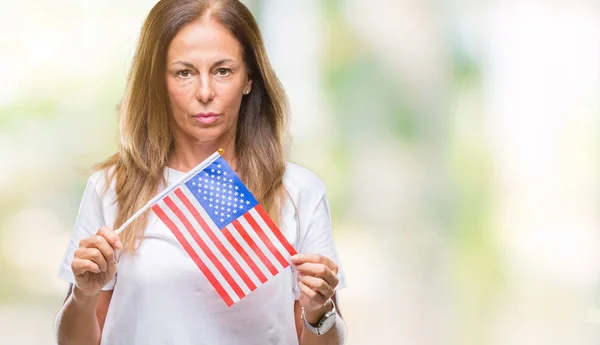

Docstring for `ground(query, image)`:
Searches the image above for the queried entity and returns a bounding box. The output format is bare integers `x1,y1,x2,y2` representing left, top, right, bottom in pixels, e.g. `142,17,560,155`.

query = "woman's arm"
55,284,113,345
55,226,120,345
295,294,347,345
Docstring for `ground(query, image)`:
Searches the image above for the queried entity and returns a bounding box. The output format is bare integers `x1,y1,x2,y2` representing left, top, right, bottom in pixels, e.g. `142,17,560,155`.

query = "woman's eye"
216,68,231,76
177,70,192,78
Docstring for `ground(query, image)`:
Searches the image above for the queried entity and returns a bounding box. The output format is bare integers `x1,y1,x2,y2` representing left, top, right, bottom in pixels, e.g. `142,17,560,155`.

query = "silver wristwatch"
302,300,337,336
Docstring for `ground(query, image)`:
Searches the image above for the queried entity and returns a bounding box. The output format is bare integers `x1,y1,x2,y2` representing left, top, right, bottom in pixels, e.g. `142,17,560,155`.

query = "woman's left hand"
290,253,339,311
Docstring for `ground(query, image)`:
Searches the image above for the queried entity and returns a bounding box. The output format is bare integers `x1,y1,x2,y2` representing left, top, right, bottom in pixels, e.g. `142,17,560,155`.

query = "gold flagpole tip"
217,148,225,155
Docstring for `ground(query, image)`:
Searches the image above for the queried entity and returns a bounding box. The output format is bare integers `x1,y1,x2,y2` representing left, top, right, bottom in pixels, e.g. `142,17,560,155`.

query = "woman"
54,1,347,344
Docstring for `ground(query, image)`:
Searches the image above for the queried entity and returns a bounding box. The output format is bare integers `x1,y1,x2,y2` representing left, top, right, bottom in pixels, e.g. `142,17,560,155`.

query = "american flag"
151,155,297,307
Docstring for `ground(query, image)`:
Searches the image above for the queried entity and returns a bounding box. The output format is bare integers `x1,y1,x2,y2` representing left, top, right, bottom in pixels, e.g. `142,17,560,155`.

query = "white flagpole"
114,151,222,236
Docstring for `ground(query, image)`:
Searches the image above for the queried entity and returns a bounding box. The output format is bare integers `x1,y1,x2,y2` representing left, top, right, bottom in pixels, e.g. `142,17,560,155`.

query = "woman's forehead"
167,18,243,64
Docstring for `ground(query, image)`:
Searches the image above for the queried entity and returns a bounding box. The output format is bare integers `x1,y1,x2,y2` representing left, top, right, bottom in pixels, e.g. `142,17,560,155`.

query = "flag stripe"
224,222,274,280
221,228,268,284
255,204,298,256
247,208,294,266
231,219,279,276
175,189,257,292
243,212,290,269
152,203,234,307
164,196,246,300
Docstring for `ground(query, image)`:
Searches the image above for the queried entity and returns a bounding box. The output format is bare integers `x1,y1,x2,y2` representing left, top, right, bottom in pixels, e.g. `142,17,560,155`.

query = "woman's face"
165,17,252,146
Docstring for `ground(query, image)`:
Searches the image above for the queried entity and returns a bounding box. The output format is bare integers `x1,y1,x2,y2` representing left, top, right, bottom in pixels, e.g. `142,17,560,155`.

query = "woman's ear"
243,79,253,95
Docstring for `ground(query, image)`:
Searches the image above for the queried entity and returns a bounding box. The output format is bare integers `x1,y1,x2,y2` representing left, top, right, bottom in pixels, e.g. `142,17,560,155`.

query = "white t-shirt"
57,162,346,345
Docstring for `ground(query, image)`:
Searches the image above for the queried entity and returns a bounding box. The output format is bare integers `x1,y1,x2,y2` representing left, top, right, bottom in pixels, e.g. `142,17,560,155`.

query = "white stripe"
248,208,292,265
224,222,275,279
177,188,260,291
158,199,240,303
236,215,286,271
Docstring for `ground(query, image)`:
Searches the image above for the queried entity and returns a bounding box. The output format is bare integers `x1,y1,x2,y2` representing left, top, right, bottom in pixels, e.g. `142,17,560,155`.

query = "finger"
295,262,339,288
97,226,122,250
72,257,101,275
79,234,116,265
74,247,108,272
298,274,334,298
298,281,328,305
291,254,338,275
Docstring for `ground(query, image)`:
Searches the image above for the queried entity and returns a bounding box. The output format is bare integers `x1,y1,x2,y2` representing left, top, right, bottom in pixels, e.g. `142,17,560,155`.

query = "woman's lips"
193,112,220,124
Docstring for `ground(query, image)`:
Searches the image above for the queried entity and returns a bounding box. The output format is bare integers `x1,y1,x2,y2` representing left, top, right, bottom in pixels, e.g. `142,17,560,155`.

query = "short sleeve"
56,176,116,291
292,193,347,300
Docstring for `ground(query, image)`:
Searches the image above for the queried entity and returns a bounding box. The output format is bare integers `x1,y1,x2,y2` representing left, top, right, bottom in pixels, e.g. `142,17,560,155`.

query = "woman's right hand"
71,226,122,299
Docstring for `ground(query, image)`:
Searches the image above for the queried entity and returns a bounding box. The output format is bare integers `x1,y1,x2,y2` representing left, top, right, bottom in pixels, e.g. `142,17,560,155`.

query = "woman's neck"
168,136,237,173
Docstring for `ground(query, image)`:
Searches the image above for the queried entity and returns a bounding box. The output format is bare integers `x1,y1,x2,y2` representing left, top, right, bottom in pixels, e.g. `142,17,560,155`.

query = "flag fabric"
151,155,297,307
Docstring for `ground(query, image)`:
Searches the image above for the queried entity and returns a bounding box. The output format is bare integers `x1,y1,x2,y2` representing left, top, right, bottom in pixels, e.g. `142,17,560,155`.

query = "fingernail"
291,254,299,260
115,240,122,249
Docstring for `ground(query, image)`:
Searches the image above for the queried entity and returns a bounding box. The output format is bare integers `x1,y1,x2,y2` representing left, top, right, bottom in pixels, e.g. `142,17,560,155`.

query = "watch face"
319,313,336,334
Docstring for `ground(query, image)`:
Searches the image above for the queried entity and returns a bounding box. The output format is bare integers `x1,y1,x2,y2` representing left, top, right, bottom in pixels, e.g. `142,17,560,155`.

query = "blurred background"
1,0,600,344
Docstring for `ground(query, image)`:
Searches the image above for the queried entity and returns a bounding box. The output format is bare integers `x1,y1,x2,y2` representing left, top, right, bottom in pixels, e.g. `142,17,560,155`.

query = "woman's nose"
195,75,215,103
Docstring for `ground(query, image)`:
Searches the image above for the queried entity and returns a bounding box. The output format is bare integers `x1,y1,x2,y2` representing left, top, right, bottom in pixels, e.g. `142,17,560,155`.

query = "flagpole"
114,150,222,236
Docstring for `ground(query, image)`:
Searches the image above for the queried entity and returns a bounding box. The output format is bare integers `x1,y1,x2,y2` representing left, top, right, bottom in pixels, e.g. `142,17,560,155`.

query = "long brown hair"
96,0,289,252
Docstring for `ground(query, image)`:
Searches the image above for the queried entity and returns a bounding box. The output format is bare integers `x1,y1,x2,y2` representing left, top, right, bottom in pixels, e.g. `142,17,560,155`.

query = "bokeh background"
1,0,600,344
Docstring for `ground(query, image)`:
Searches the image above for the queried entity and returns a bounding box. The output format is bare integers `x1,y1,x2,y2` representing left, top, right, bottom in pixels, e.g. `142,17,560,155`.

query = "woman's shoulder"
86,166,117,198
283,162,327,201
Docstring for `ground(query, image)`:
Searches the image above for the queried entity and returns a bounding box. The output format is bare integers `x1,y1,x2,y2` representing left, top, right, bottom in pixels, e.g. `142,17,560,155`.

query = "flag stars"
246,200,250,205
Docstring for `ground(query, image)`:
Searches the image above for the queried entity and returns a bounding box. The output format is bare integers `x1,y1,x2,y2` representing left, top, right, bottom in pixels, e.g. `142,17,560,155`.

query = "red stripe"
222,227,268,284
152,204,234,307
164,196,245,300
231,219,278,276
255,204,298,256
174,189,257,292
243,212,289,269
